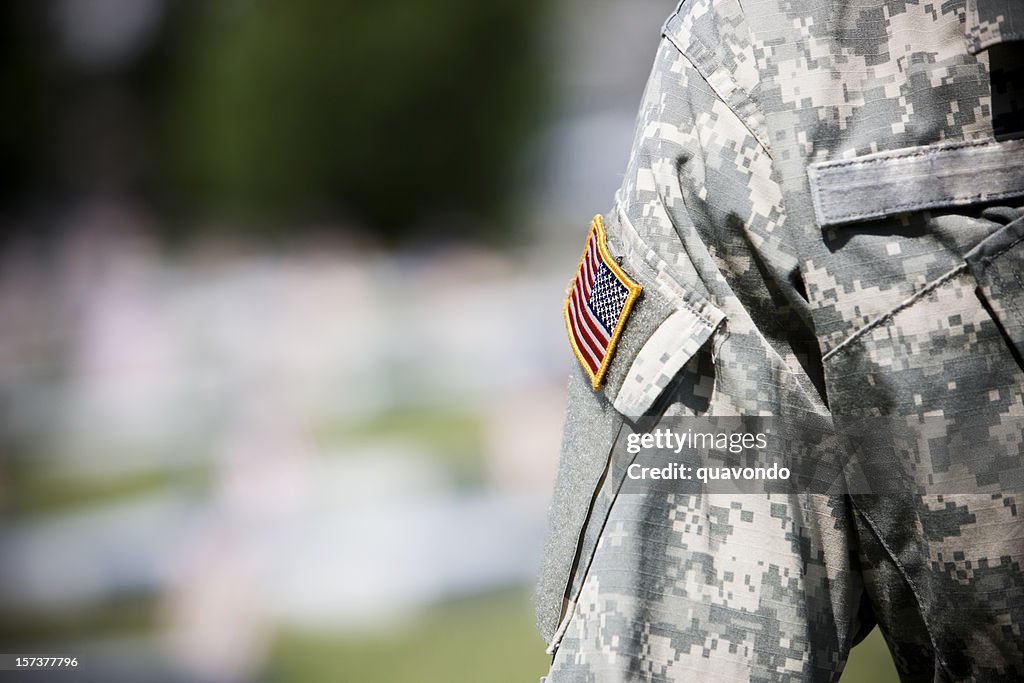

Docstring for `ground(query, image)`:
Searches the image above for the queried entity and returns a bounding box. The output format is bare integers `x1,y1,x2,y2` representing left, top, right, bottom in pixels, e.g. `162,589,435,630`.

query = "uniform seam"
979,232,1024,333
547,419,626,655
612,203,726,330
810,137,1018,171
661,19,772,160
852,505,953,678
976,231,1024,265
830,225,1024,365
679,9,772,155
820,188,1024,223
822,263,969,362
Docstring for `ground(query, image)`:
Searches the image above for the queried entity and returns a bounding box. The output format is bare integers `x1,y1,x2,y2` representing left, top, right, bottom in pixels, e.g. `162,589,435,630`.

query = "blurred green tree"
161,0,550,241
0,6,44,219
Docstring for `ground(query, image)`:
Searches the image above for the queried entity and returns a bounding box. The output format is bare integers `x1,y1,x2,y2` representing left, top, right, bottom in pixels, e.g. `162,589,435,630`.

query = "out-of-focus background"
0,1,898,681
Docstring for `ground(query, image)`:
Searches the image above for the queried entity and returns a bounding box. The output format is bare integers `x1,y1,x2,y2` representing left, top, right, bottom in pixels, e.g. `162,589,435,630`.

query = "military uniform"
536,1,1024,680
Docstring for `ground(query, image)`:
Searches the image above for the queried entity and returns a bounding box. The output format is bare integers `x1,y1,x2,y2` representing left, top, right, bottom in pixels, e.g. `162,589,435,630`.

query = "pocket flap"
536,212,726,645
610,307,723,419
564,213,726,417
807,138,1024,227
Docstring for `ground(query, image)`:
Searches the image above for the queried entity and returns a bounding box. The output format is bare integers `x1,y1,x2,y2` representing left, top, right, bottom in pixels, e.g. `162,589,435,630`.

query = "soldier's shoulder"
660,0,767,149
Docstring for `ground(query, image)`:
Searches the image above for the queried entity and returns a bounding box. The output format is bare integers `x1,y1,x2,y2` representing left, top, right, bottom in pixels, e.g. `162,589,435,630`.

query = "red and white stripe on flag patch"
563,215,642,389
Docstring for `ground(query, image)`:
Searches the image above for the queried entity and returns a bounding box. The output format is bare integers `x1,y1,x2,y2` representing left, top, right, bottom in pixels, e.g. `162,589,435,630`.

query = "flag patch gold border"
563,215,642,390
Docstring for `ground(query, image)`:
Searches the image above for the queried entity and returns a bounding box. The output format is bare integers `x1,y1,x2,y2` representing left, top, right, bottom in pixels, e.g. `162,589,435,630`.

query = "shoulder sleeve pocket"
606,302,723,419
535,210,725,646
600,208,726,418
565,212,726,418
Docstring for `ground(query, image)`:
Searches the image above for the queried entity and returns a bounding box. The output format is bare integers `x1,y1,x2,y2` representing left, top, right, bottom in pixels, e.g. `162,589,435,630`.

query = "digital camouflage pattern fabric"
536,0,1024,681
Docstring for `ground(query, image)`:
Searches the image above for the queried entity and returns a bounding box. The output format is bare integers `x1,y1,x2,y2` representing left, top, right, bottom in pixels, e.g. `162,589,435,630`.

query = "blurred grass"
844,627,899,682
268,589,549,683
313,406,486,485
0,594,155,648
3,462,210,519
268,588,898,683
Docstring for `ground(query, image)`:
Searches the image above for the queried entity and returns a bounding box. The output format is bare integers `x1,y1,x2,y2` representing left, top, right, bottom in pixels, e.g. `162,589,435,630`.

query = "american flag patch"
564,215,642,389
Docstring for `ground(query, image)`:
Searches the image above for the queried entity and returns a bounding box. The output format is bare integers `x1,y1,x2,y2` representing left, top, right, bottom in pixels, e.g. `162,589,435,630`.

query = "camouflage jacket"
538,1,1024,680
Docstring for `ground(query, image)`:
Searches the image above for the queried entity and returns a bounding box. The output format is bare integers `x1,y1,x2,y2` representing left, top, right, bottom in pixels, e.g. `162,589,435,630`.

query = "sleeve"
535,5,860,681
